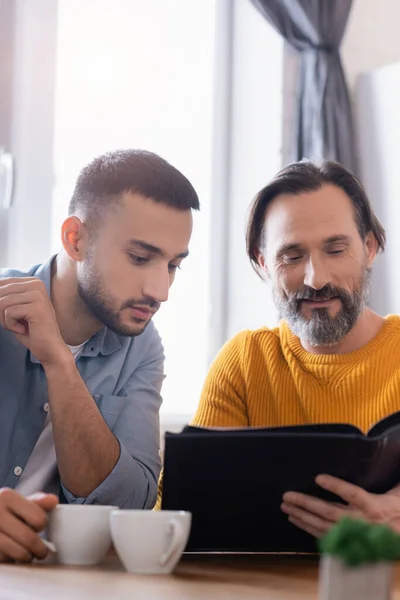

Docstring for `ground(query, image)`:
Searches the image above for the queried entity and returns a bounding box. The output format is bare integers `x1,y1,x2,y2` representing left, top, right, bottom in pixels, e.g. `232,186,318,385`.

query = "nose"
303,255,331,290
142,265,170,304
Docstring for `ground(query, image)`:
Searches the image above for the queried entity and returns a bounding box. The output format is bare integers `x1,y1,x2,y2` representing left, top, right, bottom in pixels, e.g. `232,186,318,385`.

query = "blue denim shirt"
0,256,164,508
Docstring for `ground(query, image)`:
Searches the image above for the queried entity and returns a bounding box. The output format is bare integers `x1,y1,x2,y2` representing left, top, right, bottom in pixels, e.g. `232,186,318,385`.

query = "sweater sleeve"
191,331,249,427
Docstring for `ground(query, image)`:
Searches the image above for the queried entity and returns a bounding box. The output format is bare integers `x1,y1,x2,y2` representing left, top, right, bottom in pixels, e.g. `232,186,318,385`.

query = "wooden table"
1,553,400,600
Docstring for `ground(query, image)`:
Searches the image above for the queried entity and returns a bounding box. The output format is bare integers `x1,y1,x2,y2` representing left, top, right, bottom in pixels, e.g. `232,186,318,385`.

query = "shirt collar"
79,327,123,358
33,254,54,296
30,254,122,363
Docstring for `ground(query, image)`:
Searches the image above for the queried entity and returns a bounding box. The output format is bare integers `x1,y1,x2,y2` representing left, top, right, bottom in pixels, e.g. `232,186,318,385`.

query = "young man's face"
77,193,192,336
260,184,377,346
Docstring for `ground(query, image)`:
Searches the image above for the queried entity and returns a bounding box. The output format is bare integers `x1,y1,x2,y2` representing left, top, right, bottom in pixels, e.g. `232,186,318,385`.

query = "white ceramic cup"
110,510,191,575
47,504,117,565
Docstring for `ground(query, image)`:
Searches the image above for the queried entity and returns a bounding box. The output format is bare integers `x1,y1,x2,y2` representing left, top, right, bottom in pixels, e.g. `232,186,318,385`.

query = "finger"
0,292,30,332
281,502,333,536
0,291,41,309
0,511,48,560
0,290,51,333
0,278,40,289
316,475,373,511
0,531,33,563
0,287,45,331
283,491,344,523
288,516,321,539
3,305,30,334
1,490,49,532
28,493,59,512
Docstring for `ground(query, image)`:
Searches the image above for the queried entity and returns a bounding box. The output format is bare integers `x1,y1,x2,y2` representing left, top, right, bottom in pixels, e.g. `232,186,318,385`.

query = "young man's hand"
281,474,400,538
0,488,59,562
0,278,69,367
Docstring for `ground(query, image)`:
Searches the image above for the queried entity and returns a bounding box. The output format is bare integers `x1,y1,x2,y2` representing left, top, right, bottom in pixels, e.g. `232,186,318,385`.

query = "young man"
0,148,199,562
192,160,400,537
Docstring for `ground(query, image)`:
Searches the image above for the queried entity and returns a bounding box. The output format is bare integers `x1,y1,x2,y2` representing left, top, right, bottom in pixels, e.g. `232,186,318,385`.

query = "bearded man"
0,148,199,562
192,160,400,539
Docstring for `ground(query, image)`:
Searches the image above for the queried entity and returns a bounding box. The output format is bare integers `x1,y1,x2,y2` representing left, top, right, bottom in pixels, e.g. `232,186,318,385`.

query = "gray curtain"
250,0,356,172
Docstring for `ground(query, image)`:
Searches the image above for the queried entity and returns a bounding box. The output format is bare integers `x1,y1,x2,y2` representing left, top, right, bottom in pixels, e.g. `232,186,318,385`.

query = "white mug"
47,504,117,565
110,510,191,574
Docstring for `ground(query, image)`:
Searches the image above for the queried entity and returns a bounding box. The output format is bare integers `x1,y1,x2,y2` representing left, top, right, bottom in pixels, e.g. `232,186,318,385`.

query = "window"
52,0,216,418
3,0,283,422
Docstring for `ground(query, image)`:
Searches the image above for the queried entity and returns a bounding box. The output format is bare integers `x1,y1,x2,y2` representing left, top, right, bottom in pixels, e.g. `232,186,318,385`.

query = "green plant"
318,517,400,567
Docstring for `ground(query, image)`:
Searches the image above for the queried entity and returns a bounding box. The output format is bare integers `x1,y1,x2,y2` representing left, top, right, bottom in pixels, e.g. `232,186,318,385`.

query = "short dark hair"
68,149,200,228
246,160,386,277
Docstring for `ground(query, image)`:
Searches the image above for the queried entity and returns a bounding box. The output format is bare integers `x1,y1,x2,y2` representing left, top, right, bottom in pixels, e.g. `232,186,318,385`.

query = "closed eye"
327,248,345,255
168,263,182,273
283,255,303,263
128,254,149,266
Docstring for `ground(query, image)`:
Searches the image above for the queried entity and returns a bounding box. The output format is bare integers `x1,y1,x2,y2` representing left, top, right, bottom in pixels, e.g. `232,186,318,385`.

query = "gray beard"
273,269,371,347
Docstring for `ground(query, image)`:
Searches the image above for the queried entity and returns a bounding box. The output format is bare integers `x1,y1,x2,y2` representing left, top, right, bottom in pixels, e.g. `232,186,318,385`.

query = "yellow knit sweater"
192,315,400,434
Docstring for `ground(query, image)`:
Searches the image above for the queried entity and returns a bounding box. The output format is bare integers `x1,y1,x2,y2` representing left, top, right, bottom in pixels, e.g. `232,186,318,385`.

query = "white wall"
2,0,57,269
355,63,400,316
341,0,400,91
226,0,283,340
341,0,400,315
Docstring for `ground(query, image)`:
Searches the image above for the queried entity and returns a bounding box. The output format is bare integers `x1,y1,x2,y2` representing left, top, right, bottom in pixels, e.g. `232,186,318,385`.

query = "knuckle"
347,490,359,504
34,280,45,292
367,506,383,522
29,510,47,532
24,528,39,550
325,506,339,521
0,488,14,503
32,539,47,560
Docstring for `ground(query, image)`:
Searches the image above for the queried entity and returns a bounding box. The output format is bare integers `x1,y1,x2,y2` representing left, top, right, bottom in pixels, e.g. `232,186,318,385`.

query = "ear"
365,231,378,268
257,250,270,278
61,217,88,261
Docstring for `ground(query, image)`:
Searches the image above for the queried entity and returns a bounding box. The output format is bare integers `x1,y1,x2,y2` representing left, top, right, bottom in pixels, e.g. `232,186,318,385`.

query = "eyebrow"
323,235,352,245
127,239,189,260
276,235,352,258
276,242,304,258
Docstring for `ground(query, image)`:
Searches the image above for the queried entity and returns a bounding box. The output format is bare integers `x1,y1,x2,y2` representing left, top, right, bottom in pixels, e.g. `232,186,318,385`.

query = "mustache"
121,297,160,311
290,284,345,302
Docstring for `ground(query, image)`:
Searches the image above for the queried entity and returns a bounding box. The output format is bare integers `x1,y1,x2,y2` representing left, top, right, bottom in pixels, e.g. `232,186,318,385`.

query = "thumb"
28,493,59,511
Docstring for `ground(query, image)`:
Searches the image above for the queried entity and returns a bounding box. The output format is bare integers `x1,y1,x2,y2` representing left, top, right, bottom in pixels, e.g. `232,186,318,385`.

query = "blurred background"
0,0,399,430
